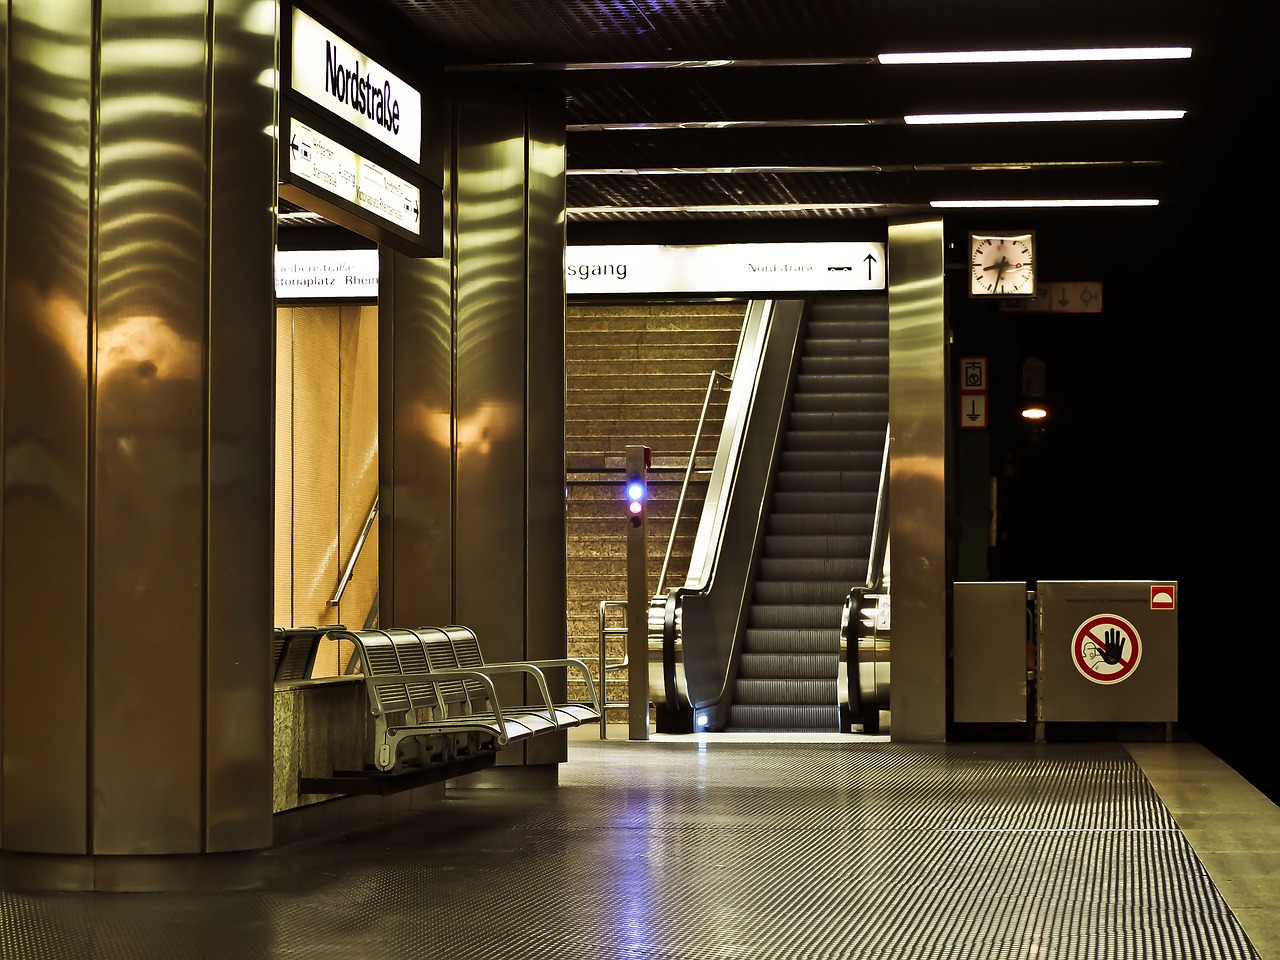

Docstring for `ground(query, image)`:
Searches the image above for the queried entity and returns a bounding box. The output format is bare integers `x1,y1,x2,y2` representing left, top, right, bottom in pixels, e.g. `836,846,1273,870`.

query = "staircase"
727,299,889,732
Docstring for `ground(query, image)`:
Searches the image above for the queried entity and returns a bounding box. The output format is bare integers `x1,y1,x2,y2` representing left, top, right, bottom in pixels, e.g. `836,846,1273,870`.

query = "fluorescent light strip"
879,47,1191,65
569,159,1158,176
449,56,876,72
931,198,1159,208
568,202,897,214
568,118,876,132
905,109,1185,125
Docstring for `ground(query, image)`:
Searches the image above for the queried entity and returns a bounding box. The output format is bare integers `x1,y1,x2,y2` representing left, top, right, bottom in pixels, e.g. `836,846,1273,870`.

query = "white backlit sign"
290,7,422,164
288,117,422,235
565,242,886,294
275,248,379,299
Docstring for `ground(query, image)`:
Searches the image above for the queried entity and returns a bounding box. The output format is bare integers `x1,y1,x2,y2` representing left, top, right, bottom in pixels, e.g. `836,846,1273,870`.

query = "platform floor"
2,731,1277,959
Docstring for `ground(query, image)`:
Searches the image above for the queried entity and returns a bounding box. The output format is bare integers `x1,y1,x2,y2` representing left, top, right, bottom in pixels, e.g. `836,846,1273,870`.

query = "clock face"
970,232,1035,296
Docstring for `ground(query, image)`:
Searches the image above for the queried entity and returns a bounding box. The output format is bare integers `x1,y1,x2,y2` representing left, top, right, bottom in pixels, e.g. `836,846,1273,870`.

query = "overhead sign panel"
288,117,421,236
275,248,379,299
565,242,886,295
290,6,421,164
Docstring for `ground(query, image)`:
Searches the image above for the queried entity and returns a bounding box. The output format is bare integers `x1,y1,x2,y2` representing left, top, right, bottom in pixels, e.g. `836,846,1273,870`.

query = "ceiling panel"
289,0,1252,238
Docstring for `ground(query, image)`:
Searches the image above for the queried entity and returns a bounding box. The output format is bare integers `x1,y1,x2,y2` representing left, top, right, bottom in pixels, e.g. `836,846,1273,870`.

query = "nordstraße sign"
565,242,887,295
290,7,422,165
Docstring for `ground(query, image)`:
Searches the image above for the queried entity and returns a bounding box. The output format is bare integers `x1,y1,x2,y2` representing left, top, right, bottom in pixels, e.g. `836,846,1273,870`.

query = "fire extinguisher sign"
1071,614,1142,685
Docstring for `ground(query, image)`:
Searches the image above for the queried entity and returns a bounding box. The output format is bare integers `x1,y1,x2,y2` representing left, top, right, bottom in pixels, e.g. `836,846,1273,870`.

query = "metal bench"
272,624,346,681
332,626,597,774
430,624,602,729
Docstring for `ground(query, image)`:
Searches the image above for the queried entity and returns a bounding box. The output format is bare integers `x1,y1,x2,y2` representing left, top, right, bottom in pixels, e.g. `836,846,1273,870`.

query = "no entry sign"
1071,614,1142,684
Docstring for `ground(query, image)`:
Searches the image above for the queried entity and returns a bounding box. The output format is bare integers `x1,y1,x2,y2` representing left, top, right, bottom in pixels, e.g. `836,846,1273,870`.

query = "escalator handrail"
657,369,733,596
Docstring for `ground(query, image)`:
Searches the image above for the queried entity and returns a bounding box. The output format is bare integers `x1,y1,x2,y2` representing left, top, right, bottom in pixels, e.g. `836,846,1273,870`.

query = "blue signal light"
626,480,646,503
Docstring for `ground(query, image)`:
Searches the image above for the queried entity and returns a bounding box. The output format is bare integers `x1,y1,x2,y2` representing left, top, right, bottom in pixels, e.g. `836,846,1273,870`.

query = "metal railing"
597,599,630,738
657,369,732,595
329,495,379,607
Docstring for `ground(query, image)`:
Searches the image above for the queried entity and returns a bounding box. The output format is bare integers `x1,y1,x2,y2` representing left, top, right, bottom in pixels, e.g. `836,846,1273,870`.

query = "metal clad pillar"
1,0,276,889
887,218,948,741
387,88,566,772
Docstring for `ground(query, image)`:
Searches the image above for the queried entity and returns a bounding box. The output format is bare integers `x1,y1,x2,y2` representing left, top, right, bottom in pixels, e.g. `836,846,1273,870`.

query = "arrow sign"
287,116,422,236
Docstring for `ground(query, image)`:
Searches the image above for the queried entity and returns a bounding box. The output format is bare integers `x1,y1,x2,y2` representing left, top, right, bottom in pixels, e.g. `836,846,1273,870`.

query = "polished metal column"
0,0,277,890
379,88,567,770
886,218,949,742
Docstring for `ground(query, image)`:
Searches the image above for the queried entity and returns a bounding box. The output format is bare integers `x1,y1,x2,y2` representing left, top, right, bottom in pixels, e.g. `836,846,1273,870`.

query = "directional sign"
288,117,421,236
1071,613,1143,684
564,242,885,294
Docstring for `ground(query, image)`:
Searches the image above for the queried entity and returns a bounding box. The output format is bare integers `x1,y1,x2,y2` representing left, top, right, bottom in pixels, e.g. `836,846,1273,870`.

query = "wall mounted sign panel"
275,248,379,299
290,6,421,164
286,117,421,236
566,242,886,295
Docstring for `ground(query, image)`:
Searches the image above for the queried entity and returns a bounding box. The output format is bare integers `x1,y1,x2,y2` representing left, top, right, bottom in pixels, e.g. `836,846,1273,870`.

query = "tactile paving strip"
0,740,1260,959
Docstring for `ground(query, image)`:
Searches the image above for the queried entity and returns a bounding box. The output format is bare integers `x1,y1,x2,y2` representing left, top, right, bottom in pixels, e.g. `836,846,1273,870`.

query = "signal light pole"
625,444,651,740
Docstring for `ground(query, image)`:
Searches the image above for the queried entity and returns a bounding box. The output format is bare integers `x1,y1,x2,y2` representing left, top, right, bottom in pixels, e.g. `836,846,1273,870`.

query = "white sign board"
290,7,422,164
565,242,886,295
287,117,422,235
275,248,379,299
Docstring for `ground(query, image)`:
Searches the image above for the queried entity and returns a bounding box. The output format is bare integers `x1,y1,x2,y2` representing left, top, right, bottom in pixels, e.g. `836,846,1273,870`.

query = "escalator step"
773,470,881,494
762,533,871,559
747,606,843,630
738,653,838,678
767,513,871,537
757,557,863,580
771,490,877,514
751,580,849,604
726,704,840,730
744,627,840,653
734,679,837,704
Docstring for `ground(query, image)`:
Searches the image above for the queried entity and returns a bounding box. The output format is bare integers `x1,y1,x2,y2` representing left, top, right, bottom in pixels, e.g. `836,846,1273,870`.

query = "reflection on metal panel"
525,95,567,665
524,94,567,765
886,218,947,742
275,309,297,625
204,0,276,851
454,90,529,675
92,0,211,855
380,244,454,627
2,0,94,854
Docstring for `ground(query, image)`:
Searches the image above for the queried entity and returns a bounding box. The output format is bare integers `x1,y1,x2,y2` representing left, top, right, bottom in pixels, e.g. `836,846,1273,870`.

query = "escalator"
650,297,890,734
728,301,888,731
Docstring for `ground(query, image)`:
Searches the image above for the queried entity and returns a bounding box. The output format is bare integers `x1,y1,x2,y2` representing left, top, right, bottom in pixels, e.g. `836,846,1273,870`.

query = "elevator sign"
288,118,421,235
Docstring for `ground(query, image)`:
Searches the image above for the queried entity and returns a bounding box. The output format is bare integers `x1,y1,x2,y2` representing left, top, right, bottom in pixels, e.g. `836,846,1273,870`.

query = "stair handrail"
329,495,379,606
657,369,733,595
864,424,891,595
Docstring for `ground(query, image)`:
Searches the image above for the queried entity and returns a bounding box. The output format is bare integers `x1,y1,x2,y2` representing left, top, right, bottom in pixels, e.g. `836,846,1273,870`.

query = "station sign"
275,248,379,300
289,7,421,164
280,5,440,257
565,242,886,295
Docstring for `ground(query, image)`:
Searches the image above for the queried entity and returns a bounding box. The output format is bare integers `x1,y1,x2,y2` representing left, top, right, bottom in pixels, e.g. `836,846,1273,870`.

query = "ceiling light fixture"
905,109,1185,125
878,47,1191,65
931,198,1159,208
568,202,898,215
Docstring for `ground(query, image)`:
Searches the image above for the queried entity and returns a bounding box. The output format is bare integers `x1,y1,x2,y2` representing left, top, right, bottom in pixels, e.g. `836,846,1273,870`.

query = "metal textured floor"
2,735,1276,960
